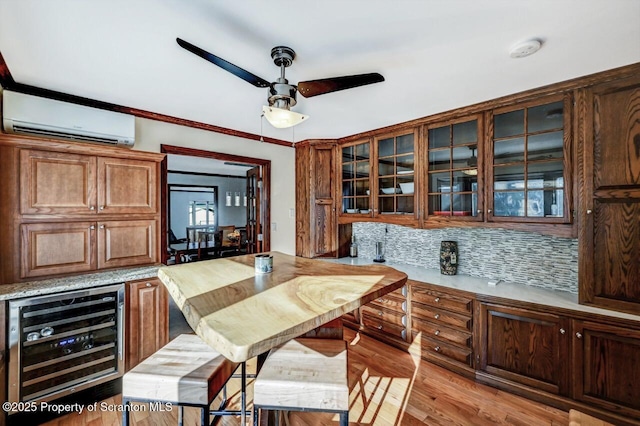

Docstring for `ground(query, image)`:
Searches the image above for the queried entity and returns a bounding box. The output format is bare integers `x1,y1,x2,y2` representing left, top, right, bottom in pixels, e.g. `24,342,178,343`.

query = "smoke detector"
509,39,542,58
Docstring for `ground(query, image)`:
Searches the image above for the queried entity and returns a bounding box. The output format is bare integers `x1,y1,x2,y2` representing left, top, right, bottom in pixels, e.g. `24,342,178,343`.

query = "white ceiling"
168,154,254,176
0,0,638,143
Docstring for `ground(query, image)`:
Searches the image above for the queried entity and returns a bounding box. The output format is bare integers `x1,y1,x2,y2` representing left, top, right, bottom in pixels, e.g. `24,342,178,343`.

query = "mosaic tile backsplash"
352,222,578,293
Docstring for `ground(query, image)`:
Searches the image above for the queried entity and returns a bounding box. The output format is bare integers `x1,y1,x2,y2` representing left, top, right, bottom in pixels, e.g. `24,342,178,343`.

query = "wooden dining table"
157,251,408,362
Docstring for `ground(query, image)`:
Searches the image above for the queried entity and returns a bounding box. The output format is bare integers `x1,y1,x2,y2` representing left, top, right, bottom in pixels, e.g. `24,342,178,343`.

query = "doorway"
160,144,271,264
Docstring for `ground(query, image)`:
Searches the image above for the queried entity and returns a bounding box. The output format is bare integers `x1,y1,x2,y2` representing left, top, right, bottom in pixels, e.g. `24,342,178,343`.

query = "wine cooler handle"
118,302,124,361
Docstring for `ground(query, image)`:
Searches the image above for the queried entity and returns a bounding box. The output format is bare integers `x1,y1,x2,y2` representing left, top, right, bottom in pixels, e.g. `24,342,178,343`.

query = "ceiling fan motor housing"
269,79,298,108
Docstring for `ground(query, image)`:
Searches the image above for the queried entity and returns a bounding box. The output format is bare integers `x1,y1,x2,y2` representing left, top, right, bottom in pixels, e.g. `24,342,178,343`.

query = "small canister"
255,254,273,274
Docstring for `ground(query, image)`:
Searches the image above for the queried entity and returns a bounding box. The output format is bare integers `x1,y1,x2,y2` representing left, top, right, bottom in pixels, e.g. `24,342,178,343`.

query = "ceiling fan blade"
297,73,384,98
176,38,270,88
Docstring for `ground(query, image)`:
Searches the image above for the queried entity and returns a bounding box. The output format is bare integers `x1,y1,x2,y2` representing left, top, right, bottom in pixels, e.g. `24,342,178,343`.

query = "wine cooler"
7,283,125,410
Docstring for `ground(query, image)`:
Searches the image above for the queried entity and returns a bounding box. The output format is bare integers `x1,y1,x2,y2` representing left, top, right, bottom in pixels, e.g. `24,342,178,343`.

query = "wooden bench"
253,337,349,426
122,334,247,426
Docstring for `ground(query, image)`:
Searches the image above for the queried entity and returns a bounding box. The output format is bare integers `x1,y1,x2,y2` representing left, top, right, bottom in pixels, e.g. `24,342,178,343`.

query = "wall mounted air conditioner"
2,90,135,148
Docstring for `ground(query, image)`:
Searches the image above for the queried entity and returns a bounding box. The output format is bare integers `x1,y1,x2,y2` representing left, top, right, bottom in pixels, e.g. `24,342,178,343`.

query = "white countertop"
326,257,640,323
0,265,160,301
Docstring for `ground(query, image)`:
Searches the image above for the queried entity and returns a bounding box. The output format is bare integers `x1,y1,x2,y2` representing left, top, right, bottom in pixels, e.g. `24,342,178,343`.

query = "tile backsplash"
351,222,578,293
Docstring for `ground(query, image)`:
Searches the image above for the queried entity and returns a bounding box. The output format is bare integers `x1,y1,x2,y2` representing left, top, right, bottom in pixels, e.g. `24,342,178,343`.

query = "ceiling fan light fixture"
262,105,309,129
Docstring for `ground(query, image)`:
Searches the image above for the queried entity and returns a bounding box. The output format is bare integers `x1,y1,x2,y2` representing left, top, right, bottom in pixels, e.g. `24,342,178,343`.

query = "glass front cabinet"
374,129,418,220
341,139,372,216
425,115,483,222
487,95,571,223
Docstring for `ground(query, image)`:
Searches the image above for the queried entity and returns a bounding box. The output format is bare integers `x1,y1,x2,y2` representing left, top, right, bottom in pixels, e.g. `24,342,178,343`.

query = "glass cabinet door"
341,141,371,214
375,131,416,216
490,96,569,222
426,117,481,219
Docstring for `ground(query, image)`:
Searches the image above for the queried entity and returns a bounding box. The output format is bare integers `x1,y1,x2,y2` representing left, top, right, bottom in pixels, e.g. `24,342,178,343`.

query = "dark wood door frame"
160,144,271,264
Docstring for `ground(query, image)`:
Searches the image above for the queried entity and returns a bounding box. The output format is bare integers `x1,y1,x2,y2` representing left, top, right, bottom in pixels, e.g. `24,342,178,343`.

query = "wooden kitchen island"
158,251,407,362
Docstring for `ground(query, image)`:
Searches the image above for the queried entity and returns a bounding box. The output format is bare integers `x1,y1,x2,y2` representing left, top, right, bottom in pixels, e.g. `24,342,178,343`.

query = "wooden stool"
253,338,349,426
122,334,247,426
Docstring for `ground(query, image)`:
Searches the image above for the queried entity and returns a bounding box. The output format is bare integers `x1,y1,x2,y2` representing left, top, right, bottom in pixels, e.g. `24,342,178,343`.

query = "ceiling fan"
176,38,385,128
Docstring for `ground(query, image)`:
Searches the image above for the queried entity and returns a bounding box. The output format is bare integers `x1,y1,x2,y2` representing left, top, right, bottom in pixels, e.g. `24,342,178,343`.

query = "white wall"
134,117,296,254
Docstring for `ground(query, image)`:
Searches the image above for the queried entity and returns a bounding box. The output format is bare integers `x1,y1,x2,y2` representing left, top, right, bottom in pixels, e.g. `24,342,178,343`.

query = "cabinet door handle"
378,311,383,316
99,205,105,210
560,328,566,334
146,282,152,287
487,209,493,213
90,225,95,230
100,225,105,229
586,209,592,215
434,314,440,319
434,346,441,352
377,325,383,330
434,297,440,303
435,330,440,336
576,332,582,339
89,206,95,211
477,209,482,214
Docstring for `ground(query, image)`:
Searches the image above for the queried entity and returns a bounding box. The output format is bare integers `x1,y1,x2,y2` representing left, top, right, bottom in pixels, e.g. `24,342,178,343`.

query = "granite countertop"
0,265,161,301
326,257,640,323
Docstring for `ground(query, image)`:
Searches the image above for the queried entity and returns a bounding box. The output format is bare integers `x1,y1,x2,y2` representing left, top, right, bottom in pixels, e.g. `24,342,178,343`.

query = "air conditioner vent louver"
2,91,135,148
11,125,121,145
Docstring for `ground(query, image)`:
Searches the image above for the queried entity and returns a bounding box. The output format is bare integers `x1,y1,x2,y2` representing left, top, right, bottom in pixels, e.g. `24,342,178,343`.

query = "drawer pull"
146,282,152,287
560,328,566,335
378,311,383,316
434,314,440,320
434,330,440,336
89,206,95,211
377,325,383,330
576,332,582,339
434,297,440,303
434,346,441,352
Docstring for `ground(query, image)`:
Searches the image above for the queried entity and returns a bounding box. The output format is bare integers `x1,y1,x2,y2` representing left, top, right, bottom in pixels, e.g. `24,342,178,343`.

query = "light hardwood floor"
41,328,569,425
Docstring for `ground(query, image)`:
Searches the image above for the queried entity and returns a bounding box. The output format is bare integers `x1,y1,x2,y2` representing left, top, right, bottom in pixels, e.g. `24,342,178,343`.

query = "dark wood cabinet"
477,303,570,396
126,277,169,371
411,283,474,375
579,74,640,315
98,157,158,215
572,319,640,419
296,141,350,258
359,285,408,343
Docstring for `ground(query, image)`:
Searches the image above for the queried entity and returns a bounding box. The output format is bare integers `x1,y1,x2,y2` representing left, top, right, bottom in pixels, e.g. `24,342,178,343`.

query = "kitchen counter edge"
0,265,161,301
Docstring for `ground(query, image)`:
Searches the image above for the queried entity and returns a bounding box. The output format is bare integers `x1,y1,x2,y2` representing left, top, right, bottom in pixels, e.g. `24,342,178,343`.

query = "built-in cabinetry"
125,277,168,371
477,303,570,396
424,114,483,222
295,140,351,258
359,285,408,344
572,319,640,419
578,73,640,315
477,300,640,424
0,134,163,284
411,283,474,376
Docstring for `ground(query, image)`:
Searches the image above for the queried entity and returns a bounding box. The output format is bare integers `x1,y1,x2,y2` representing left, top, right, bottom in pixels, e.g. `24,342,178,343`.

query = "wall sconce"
225,191,232,207
234,192,241,206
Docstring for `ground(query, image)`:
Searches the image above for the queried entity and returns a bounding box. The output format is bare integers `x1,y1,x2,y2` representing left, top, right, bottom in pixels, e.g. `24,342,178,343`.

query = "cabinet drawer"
412,317,472,348
412,302,472,331
361,313,407,340
412,287,472,315
420,336,473,366
367,292,407,313
361,305,406,326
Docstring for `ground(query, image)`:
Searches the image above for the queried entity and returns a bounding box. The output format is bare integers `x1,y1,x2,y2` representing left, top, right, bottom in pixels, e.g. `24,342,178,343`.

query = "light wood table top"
158,252,407,362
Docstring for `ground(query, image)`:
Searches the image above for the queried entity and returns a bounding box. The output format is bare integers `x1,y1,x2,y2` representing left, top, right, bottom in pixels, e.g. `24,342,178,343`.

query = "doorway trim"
160,144,271,264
